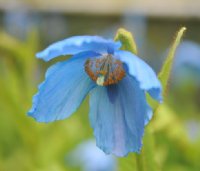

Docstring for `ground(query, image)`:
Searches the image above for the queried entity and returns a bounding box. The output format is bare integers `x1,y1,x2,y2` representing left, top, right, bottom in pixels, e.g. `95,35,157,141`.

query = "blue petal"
36,36,121,61
89,76,151,157
115,50,162,102
28,51,97,122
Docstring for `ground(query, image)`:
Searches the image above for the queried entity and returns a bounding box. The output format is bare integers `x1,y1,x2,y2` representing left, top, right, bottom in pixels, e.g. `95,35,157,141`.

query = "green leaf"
158,27,186,96
114,28,138,55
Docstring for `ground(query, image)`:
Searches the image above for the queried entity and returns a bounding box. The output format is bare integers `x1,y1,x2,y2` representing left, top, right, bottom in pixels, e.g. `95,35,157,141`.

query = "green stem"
136,154,144,171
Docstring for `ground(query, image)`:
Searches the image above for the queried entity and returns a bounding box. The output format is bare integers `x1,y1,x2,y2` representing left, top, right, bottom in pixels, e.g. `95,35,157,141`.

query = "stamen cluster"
85,55,126,86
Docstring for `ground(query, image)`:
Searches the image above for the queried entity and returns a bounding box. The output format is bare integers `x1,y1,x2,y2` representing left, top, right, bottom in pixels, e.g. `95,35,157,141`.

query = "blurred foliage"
0,30,93,171
0,30,200,171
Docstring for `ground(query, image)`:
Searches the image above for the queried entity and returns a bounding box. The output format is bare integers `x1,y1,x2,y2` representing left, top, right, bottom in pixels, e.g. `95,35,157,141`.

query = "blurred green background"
0,0,200,171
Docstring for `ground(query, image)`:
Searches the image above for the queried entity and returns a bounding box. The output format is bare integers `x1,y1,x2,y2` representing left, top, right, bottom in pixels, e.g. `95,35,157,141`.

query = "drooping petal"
114,50,162,102
36,36,121,61
28,51,98,122
89,75,151,157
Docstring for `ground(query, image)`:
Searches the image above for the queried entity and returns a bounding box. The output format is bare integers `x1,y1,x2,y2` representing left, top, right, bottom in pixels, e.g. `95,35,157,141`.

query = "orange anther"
85,56,126,86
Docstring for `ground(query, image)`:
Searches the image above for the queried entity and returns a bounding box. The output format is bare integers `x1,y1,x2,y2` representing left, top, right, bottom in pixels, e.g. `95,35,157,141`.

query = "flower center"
84,54,126,86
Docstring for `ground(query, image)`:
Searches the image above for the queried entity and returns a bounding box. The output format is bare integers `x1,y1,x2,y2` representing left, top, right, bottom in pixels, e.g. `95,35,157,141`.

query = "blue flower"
68,139,117,171
28,35,162,157
172,40,200,86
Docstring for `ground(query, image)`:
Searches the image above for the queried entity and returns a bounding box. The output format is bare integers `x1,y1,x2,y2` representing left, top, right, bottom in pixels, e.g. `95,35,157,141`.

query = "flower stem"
135,127,159,171
136,154,144,171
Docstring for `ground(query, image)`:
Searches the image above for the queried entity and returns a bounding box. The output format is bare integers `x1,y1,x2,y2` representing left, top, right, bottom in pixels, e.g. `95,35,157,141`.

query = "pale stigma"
96,75,105,86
